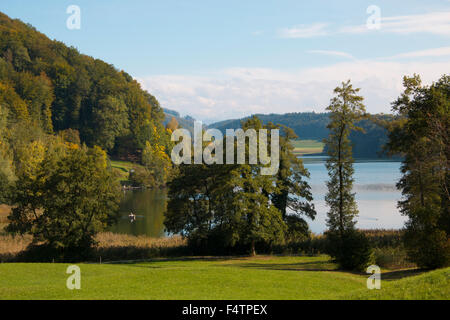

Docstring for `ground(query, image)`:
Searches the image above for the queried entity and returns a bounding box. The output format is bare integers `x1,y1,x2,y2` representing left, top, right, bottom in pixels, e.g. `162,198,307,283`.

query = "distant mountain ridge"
163,108,196,133
208,112,396,159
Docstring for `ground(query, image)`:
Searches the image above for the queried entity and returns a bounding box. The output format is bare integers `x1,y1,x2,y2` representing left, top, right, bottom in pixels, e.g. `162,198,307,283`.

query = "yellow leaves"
65,142,79,150
87,145,108,169
0,82,29,121
142,140,172,183
19,140,46,180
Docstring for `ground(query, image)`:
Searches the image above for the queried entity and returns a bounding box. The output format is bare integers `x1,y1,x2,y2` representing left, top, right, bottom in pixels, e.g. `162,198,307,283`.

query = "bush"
404,227,450,269
373,246,415,269
325,229,374,271
129,166,156,188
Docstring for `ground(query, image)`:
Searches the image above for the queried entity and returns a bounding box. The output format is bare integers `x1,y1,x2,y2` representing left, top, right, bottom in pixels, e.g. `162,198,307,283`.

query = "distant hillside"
163,108,195,134
209,112,396,158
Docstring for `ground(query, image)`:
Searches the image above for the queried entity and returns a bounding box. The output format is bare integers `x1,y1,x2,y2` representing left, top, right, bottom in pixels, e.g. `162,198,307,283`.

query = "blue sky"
2,0,450,122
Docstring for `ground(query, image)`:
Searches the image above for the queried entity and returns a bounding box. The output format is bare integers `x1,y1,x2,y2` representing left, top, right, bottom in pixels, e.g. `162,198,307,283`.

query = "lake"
110,158,406,236
301,156,405,233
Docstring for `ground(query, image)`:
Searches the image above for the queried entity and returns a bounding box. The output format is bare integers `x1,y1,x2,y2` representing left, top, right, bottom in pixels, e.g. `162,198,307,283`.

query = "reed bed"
0,231,188,262
92,232,188,262
0,234,32,262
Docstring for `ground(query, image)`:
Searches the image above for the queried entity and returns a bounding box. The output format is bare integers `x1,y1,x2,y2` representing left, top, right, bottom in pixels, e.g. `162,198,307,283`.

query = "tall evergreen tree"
323,81,372,271
324,80,366,235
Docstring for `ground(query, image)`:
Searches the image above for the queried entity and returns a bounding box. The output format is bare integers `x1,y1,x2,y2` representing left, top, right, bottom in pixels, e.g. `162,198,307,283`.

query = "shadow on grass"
220,260,338,272
381,269,426,281
107,256,231,266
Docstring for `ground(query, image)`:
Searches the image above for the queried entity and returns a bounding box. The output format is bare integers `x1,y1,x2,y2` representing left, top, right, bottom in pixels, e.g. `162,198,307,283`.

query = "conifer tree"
324,80,366,235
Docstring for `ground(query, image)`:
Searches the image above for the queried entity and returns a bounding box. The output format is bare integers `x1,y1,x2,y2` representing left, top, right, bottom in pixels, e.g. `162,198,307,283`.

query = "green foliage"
6,144,121,260
129,165,156,188
325,229,374,271
165,117,315,255
210,112,394,158
323,80,369,271
0,11,172,174
0,105,15,202
57,128,80,145
141,138,173,187
387,74,450,269
403,222,450,269
92,96,129,151
325,80,366,234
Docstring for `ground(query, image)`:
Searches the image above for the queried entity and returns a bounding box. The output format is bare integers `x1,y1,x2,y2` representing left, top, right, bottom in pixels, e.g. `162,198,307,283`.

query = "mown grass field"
291,139,325,155
0,255,448,300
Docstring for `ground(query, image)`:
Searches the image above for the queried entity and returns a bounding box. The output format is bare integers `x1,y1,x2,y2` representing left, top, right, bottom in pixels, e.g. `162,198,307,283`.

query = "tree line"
209,111,398,159
165,75,449,270
0,12,447,268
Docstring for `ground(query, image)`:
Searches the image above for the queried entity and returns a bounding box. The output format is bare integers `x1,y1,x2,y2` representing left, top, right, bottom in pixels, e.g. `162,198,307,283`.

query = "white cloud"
137,60,449,123
387,46,450,59
278,23,329,38
379,11,450,36
280,11,450,38
307,50,355,59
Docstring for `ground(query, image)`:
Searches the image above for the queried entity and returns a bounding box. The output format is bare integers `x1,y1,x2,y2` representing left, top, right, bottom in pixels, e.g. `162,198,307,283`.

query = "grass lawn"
0,255,448,300
110,160,136,182
110,160,134,172
291,139,325,155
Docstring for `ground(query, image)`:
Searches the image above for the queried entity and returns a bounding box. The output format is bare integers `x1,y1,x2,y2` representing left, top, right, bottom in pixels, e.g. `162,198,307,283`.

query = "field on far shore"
0,255,448,300
291,139,324,155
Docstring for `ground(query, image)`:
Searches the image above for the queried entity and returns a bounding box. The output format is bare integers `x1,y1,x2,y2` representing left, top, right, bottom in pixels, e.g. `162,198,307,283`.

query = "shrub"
325,229,374,271
373,246,415,269
128,166,156,188
404,227,450,269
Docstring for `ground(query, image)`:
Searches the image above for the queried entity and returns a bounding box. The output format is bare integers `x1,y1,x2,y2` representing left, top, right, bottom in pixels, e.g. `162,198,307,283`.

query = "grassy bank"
0,255,447,300
110,160,135,182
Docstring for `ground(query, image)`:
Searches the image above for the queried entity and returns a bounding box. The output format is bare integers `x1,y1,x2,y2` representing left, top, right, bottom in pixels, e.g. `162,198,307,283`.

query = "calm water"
110,158,406,236
109,189,167,237
302,156,406,233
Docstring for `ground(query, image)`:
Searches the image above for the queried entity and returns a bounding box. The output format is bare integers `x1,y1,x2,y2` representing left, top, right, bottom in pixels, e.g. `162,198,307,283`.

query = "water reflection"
109,189,167,237
109,158,407,237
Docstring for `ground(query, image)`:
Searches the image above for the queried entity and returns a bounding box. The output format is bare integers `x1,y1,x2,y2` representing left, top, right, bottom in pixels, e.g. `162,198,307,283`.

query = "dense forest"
209,112,397,158
0,12,172,159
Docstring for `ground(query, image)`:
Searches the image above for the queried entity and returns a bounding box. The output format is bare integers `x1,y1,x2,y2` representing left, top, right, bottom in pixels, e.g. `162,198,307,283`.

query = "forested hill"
0,12,171,158
209,112,396,158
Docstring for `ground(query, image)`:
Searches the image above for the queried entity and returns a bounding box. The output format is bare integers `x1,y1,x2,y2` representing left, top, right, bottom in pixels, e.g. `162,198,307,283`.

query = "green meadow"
0,255,448,300
291,140,325,155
